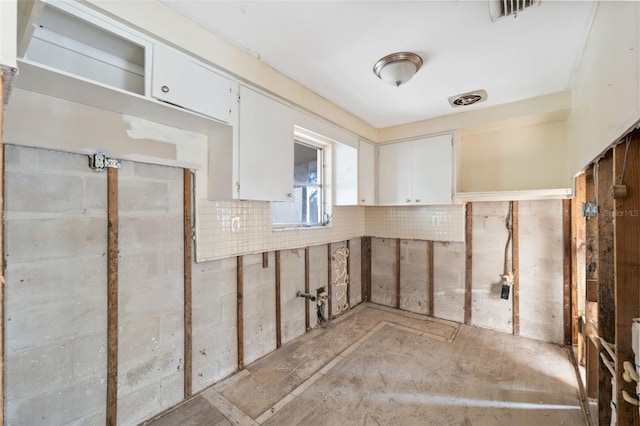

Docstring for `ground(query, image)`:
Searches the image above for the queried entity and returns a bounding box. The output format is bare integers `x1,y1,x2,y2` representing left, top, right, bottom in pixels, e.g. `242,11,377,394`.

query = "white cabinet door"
378,142,412,205
412,134,453,205
152,43,233,122
358,140,375,205
334,142,358,205
238,86,293,201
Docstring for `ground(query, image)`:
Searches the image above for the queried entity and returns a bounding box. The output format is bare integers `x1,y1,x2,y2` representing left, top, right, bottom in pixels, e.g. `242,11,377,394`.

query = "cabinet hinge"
236,181,240,193
89,152,121,172
237,94,241,103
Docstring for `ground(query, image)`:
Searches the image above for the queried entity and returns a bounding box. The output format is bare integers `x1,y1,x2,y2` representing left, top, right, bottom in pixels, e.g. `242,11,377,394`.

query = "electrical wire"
619,134,632,186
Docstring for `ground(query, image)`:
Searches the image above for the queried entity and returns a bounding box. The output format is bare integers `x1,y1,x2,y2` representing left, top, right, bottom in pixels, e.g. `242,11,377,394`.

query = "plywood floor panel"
147,304,586,426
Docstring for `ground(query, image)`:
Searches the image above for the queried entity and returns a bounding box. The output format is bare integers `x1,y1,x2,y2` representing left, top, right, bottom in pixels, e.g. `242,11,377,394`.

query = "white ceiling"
162,1,597,129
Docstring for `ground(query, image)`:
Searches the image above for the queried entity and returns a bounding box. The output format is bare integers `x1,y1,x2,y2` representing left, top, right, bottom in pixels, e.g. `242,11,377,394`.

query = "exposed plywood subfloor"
148,304,587,426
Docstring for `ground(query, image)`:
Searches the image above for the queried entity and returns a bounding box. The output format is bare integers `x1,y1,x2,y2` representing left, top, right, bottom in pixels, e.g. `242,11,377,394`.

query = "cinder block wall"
399,239,429,315
192,256,238,393
280,249,306,345
519,200,564,343
369,200,566,344
4,145,108,425
2,143,565,425
471,201,513,333
433,242,465,323
116,161,185,425
3,145,365,424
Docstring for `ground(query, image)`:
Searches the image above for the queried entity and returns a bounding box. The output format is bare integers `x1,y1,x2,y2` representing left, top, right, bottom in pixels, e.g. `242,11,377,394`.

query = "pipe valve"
296,291,316,302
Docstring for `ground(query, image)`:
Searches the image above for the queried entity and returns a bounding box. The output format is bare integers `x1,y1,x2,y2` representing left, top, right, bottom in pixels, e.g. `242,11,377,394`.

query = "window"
272,135,330,228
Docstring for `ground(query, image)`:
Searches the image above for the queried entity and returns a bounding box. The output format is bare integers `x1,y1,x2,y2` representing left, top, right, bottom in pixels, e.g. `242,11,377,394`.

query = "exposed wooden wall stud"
562,199,572,346
106,167,119,426
237,256,244,370
305,247,310,331
183,169,193,398
584,167,599,399
465,203,473,325
512,201,520,336
396,239,401,309
327,244,333,319
597,151,614,426
361,238,368,303
613,134,640,426
275,251,282,348
428,241,434,317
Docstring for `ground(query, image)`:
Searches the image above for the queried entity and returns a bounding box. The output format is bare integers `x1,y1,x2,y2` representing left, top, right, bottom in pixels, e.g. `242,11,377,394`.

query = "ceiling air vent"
489,0,540,21
448,89,488,108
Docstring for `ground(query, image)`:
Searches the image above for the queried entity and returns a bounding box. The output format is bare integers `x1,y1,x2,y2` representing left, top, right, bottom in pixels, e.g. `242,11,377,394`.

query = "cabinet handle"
361,199,366,203
415,199,421,203
406,199,411,203
161,85,170,93
287,192,293,198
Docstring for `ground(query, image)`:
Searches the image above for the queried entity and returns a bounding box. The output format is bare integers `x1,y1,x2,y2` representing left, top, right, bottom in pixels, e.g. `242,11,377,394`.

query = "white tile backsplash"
195,200,464,262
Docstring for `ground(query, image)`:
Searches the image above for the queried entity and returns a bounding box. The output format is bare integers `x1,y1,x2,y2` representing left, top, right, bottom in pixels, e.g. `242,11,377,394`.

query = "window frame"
272,127,333,229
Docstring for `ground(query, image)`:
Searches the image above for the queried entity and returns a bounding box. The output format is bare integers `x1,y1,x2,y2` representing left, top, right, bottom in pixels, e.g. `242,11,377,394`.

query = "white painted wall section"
568,1,640,175
0,0,17,68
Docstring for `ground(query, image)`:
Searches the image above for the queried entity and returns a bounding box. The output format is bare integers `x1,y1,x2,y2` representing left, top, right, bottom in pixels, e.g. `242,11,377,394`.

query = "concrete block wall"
519,200,564,344
280,249,306,344
471,201,513,333
117,161,185,425
369,200,566,343
192,256,238,393
370,238,397,307
433,242,465,323
399,239,429,315
4,145,108,425
2,142,564,426
242,252,277,365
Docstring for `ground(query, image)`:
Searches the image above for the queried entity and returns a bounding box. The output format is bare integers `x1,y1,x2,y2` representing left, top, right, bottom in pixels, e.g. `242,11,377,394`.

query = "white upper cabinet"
378,134,453,205
238,86,294,201
152,43,233,123
334,142,358,205
412,134,453,205
358,140,376,205
378,141,413,205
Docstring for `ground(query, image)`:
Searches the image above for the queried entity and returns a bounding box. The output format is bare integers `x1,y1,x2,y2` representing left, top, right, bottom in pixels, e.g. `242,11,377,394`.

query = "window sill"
272,223,331,232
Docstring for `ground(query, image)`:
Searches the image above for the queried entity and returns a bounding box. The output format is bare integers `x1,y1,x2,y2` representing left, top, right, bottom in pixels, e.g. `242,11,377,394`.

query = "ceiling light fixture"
373,52,423,87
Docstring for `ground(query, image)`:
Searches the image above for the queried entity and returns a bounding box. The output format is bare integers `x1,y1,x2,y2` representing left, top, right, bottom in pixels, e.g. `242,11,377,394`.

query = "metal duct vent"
448,89,488,108
489,0,540,21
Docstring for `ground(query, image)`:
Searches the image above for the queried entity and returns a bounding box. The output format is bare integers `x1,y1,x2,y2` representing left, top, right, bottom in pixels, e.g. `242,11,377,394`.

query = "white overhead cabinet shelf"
23,1,149,96
378,134,453,206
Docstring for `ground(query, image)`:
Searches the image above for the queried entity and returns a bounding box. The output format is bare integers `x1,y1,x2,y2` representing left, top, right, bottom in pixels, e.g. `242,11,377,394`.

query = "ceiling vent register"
489,0,540,21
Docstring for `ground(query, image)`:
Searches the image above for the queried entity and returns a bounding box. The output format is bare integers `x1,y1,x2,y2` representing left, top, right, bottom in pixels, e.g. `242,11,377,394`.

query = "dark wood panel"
597,150,614,426
614,134,640,426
